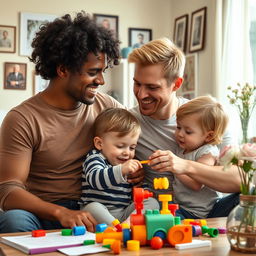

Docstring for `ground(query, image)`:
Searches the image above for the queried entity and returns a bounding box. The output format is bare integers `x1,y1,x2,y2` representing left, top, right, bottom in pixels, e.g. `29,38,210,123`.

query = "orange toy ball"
150,236,163,250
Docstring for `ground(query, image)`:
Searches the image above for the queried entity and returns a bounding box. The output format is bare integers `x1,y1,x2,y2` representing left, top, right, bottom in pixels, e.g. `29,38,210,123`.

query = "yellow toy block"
154,177,169,190
127,240,140,251
112,219,120,226
103,238,116,245
159,194,172,214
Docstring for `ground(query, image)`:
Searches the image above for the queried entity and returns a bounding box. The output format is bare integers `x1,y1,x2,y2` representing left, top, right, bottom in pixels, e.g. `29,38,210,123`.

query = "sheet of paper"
58,244,110,256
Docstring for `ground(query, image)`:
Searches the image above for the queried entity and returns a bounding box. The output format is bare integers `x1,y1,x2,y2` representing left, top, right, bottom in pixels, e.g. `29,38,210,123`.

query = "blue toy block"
73,226,86,236
96,223,108,233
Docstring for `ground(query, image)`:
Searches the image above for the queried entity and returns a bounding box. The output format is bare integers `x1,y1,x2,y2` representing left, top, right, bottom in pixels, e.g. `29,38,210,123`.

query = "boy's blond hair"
176,96,228,145
94,108,141,137
128,37,185,84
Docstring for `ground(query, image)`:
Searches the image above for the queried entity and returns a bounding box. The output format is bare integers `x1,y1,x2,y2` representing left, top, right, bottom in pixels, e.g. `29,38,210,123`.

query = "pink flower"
240,143,256,158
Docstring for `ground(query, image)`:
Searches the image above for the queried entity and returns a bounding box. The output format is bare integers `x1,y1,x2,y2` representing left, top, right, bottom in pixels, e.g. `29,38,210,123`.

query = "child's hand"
121,159,142,176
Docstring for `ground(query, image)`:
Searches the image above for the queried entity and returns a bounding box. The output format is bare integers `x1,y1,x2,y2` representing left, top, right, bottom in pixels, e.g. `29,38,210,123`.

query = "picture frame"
179,54,198,99
189,7,207,53
0,25,16,53
93,13,119,39
129,28,152,49
33,72,50,95
173,14,188,52
19,12,57,56
4,62,27,90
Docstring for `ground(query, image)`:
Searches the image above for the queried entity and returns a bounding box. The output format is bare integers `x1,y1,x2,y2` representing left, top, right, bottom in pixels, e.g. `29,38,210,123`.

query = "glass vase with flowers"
220,83,256,253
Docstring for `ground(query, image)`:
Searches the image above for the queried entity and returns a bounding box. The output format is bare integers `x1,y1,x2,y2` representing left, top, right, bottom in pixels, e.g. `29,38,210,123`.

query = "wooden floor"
0,217,249,256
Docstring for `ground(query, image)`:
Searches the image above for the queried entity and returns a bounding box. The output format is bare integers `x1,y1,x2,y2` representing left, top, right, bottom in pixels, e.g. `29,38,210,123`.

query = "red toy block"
32,229,46,237
168,204,179,216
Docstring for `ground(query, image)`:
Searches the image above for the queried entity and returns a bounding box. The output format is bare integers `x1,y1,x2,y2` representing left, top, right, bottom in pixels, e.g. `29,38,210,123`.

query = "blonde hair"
128,37,185,83
94,108,141,137
176,96,228,145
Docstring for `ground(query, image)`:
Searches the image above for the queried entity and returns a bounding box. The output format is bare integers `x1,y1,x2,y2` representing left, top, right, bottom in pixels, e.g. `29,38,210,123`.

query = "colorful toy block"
167,225,192,246
131,225,147,245
159,194,172,214
112,219,122,231
168,204,179,216
72,226,86,236
103,239,121,254
127,240,140,251
61,229,73,236
96,223,108,233
192,225,202,236
201,226,219,237
83,239,95,245
32,229,46,237
145,209,174,240
154,177,169,190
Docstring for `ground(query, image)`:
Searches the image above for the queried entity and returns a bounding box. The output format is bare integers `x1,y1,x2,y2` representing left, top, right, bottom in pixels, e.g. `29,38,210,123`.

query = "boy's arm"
84,155,128,189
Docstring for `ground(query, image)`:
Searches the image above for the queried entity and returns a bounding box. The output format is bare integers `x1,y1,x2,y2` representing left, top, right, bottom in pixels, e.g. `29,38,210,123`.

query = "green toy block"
83,239,95,245
61,229,72,236
145,210,174,240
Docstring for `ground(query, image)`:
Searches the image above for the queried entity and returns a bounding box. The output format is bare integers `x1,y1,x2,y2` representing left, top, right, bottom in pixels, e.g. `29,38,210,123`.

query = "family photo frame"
33,72,50,95
4,62,27,90
0,25,16,53
19,12,57,56
179,54,198,100
189,7,207,53
129,28,152,49
93,13,119,39
173,14,188,52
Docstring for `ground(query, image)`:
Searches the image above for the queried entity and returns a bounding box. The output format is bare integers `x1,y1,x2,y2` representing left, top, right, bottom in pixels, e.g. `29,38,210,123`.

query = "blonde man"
128,37,240,218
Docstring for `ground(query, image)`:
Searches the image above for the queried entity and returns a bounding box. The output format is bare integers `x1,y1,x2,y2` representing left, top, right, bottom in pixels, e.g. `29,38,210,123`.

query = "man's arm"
149,150,240,193
0,112,96,231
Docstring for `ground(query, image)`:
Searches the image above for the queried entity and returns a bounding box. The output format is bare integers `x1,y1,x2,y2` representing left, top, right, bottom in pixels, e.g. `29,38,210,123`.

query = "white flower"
219,145,240,169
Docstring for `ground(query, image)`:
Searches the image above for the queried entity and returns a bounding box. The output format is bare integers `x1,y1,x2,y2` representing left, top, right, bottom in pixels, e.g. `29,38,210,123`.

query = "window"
249,0,256,84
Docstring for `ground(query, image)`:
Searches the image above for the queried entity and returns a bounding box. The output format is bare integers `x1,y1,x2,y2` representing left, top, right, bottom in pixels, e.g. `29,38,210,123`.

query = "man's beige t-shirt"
0,92,122,205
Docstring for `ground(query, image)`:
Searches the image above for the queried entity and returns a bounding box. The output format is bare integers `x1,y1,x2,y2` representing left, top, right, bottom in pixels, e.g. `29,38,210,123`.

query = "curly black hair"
30,11,121,80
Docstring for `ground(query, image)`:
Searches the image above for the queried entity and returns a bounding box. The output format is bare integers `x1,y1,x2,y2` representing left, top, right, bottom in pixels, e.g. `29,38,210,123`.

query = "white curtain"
214,0,254,143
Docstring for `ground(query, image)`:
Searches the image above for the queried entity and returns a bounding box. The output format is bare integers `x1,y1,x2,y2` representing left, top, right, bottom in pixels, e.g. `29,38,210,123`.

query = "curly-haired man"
0,12,143,233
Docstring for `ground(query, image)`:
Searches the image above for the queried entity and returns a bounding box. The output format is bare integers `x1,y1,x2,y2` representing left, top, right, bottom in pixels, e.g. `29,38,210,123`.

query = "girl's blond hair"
176,96,228,145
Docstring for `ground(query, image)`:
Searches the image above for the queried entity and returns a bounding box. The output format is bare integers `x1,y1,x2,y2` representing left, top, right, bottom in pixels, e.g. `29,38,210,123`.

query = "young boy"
80,108,159,225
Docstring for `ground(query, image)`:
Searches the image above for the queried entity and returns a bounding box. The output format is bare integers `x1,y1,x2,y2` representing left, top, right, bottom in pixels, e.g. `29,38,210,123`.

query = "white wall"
0,0,172,113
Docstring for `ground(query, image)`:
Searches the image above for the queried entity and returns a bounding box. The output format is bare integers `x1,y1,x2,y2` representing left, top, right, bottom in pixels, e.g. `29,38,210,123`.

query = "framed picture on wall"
129,28,152,49
33,72,50,95
93,13,119,39
180,53,198,99
173,14,188,52
19,12,57,56
189,7,207,53
4,62,27,90
0,25,16,53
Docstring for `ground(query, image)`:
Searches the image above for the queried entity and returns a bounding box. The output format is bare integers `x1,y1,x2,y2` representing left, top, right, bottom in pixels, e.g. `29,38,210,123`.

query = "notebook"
0,231,107,254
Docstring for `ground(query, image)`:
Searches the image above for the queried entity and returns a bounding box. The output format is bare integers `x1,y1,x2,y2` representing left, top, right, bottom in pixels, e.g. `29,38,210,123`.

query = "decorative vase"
226,195,256,253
